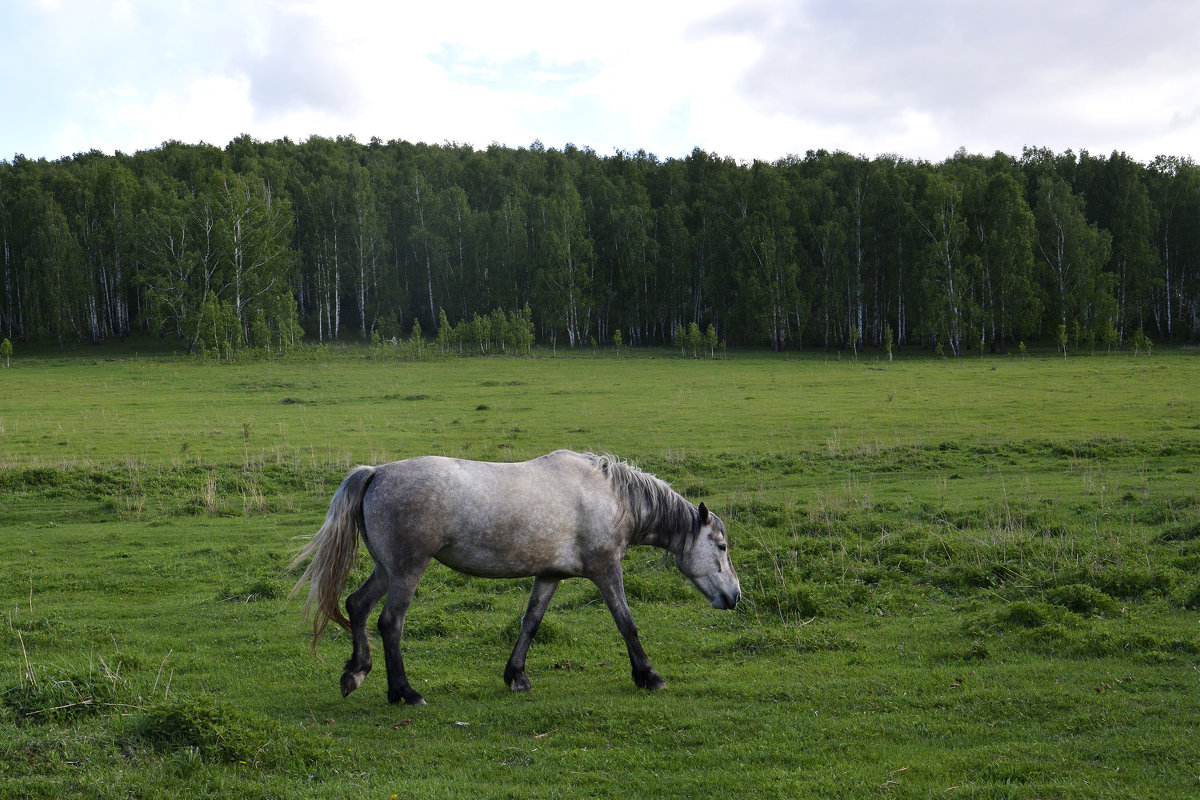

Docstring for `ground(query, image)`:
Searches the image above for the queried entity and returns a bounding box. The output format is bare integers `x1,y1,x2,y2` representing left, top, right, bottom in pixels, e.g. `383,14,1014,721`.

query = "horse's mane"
585,453,698,546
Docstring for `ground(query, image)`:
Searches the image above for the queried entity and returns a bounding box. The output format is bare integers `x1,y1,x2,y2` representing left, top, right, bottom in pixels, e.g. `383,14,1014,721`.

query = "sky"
3,0,1199,165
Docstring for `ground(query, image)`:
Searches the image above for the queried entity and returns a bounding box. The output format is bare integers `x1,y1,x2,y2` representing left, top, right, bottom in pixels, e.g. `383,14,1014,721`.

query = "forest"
1,135,1198,354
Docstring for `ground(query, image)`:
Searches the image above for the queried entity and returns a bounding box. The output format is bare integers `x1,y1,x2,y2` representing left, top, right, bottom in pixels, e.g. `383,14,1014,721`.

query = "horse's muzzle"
711,588,741,610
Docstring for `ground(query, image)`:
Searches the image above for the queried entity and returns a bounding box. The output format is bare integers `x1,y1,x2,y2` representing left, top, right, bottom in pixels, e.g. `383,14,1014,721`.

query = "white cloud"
714,0,1200,161
115,76,256,152
2,0,1198,162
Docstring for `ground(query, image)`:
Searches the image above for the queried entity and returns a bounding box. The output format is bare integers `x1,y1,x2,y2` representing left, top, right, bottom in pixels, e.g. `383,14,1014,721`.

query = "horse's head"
677,503,741,610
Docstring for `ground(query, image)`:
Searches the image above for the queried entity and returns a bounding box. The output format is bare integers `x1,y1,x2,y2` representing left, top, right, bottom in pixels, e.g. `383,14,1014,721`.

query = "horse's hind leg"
504,577,560,692
341,566,387,697
378,562,430,705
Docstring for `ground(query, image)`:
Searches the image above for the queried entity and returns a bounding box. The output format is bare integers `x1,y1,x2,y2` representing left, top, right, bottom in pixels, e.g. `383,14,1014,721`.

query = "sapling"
688,321,701,358
411,318,424,359
703,324,718,358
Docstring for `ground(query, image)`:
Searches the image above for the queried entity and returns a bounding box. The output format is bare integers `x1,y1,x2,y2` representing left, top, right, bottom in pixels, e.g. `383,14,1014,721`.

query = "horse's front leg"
592,566,666,691
341,567,387,697
504,577,560,692
378,562,430,705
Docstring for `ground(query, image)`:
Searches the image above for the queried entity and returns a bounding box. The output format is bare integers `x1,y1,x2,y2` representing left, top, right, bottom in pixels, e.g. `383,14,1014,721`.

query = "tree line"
1,135,1198,354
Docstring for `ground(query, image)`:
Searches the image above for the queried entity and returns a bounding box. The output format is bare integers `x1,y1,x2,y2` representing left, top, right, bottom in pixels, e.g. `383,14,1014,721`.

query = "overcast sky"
4,0,1198,165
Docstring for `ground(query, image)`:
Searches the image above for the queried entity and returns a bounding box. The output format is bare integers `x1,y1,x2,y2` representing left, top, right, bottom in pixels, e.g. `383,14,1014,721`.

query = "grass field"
2,345,1199,798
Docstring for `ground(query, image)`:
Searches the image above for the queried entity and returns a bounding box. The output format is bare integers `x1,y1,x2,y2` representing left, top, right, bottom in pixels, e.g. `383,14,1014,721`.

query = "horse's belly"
434,536,584,579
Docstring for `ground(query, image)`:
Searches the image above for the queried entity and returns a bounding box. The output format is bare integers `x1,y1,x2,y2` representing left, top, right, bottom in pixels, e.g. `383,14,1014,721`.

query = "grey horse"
291,449,741,705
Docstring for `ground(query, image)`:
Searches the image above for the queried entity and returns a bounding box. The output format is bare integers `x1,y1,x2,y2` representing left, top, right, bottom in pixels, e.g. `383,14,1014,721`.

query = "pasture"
2,346,1199,798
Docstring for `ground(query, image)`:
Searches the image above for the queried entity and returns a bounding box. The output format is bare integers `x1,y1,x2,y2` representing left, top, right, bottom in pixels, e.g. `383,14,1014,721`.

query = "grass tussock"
126,696,327,769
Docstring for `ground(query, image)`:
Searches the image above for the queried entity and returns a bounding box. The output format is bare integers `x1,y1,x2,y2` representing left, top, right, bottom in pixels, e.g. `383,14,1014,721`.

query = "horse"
290,449,741,705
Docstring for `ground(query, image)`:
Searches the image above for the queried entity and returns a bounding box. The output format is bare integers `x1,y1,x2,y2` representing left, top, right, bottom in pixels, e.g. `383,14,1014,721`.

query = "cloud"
237,4,363,119
115,76,256,152
3,0,1198,162
707,0,1200,160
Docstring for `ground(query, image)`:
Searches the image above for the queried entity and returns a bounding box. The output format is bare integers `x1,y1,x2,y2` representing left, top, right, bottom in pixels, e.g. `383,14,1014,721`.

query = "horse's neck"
597,456,695,553
629,492,695,555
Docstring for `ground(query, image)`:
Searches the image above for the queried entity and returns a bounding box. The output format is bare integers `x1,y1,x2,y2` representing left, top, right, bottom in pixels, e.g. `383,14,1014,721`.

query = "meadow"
2,345,1199,798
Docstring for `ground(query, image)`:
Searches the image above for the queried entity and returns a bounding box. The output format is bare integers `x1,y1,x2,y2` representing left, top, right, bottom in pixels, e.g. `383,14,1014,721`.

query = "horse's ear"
698,502,709,525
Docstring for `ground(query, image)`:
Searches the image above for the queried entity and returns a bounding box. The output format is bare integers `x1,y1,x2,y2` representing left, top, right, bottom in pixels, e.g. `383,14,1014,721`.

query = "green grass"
2,345,1199,798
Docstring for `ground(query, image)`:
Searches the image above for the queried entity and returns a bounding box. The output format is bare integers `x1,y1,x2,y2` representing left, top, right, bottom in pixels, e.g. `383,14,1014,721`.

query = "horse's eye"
717,543,728,552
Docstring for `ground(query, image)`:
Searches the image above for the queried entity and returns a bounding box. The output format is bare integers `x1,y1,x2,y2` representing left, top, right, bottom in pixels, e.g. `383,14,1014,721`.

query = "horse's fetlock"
343,657,371,673
505,664,532,692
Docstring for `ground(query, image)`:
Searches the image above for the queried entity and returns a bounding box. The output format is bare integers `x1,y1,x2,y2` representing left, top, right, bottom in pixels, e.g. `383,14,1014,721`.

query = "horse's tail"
290,465,377,654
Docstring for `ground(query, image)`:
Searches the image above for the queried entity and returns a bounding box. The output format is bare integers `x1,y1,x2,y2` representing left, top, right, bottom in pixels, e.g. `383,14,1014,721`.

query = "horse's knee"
377,608,399,635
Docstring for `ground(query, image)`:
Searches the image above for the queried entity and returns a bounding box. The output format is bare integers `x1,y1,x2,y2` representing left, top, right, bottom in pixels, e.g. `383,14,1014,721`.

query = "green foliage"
436,308,451,353
1134,326,1154,355
1035,174,1115,348
2,142,1199,356
703,324,718,357
687,321,701,358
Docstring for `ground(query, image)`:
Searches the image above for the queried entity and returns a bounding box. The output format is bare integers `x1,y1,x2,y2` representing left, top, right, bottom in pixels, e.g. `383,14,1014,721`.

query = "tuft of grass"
2,668,124,724
125,696,327,769
1046,583,1118,616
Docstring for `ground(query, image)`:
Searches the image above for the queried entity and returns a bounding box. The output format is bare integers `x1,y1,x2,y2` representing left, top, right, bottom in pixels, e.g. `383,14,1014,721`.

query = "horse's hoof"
388,687,426,706
509,673,532,693
341,670,367,698
638,671,667,691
